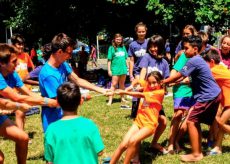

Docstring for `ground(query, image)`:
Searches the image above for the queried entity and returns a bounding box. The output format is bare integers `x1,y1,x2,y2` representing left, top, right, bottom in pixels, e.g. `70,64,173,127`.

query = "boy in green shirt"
44,82,104,164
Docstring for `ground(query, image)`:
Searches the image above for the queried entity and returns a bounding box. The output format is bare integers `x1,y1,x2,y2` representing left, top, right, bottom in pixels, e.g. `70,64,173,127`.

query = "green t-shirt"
44,116,104,164
107,46,128,75
172,53,193,98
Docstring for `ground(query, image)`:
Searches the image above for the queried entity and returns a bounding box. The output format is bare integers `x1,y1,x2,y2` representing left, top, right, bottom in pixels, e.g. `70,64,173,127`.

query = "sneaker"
25,106,40,116
120,105,131,110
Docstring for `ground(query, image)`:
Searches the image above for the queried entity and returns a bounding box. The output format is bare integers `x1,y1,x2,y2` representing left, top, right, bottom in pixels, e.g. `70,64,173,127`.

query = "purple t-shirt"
180,55,221,102
128,39,148,76
138,53,170,79
29,65,43,80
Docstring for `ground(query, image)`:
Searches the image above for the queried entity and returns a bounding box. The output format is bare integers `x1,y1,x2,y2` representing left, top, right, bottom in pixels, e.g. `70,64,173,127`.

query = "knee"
16,132,29,144
128,137,138,147
159,116,167,127
173,111,183,120
0,151,4,164
119,141,128,151
15,110,25,118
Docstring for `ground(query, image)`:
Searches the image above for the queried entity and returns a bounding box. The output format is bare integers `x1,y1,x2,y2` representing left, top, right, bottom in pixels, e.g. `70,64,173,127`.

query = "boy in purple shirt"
163,35,221,162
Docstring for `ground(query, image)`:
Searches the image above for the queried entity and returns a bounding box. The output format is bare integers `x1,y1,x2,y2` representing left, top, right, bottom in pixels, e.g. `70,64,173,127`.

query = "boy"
44,82,104,164
203,49,230,155
39,33,109,132
162,35,221,162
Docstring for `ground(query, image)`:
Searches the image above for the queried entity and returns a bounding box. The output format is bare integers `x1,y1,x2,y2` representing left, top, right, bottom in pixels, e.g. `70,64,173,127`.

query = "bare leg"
118,75,127,103
211,108,230,153
0,119,29,164
150,115,167,150
180,121,203,162
167,110,183,152
175,117,187,151
124,127,153,164
15,110,25,130
0,150,4,164
107,76,119,105
110,125,139,164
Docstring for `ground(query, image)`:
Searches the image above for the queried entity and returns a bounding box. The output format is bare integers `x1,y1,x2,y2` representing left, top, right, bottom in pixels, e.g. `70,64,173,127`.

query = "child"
175,25,197,55
44,82,104,164
128,22,148,118
110,71,165,164
162,35,221,162
166,51,195,154
107,33,129,107
11,33,36,130
219,35,230,68
138,35,170,153
90,44,98,68
203,49,230,155
0,98,31,164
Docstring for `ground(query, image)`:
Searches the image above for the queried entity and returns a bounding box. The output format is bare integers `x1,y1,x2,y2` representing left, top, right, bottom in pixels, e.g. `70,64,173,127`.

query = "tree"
112,0,229,32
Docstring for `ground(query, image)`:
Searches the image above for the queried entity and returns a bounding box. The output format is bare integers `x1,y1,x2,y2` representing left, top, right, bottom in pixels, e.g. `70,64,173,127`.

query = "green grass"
1,89,230,164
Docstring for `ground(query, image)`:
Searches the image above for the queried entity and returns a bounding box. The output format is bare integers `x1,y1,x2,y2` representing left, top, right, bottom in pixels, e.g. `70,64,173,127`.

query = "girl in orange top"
110,71,165,164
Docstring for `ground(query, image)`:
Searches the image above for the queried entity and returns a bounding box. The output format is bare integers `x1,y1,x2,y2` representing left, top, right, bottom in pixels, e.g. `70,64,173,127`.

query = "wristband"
44,97,49,105
16,102,21,109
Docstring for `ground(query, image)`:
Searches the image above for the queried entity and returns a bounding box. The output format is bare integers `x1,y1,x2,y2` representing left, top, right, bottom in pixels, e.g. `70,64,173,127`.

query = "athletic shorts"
174,97,195,111
187,94,221,125
0,115,8,126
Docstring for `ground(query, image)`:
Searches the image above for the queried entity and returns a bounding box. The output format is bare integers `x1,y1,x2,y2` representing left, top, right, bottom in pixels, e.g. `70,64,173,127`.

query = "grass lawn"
1,88,230,164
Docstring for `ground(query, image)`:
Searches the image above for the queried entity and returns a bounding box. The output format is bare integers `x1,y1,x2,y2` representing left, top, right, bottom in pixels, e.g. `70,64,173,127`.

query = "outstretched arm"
162,71,184,85
68,72,112,96
116,89,144,98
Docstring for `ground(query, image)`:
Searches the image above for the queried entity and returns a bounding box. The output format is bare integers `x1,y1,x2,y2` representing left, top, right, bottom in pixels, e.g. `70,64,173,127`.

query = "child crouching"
110,71,165,164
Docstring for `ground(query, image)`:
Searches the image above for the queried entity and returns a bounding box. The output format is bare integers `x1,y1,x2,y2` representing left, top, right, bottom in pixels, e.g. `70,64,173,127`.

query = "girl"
219,35,230,69
175,25,197,56
138,35,170,153
110,71,165,164
107,33,129,106
128,22,148,118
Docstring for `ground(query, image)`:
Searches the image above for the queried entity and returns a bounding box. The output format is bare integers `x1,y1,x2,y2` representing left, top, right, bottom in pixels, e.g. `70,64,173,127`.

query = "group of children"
0,25,230,164
106,23,230,163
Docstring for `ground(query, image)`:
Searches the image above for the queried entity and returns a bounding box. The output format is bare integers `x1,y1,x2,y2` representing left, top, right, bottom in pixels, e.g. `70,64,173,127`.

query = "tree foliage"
114,0,229,30
0,0,229,45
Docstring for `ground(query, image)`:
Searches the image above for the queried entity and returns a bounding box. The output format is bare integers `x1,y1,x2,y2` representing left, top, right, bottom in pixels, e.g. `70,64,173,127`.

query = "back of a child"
44,82,104,164
44,117,104,164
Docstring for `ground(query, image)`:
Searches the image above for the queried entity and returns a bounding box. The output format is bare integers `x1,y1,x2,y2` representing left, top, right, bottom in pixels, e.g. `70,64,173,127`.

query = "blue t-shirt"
0,71,23,90
0,71,24,125
128,39,148,76
180,55,221,102
39,61,72,132
138,53,170,79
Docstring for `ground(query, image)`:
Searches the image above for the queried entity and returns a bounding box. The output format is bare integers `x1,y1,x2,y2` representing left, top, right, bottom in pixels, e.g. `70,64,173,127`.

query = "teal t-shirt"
44,116,104,164
107,46,128,75
172,53,193,98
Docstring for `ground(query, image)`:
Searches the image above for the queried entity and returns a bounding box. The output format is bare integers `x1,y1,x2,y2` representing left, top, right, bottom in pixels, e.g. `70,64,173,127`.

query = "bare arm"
162,71,184,85
139,67,147,80
129,57,134,80
107,60,112,77
0,98,32,112
116,90,144,98
0,86,58,107
68,72,108,95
